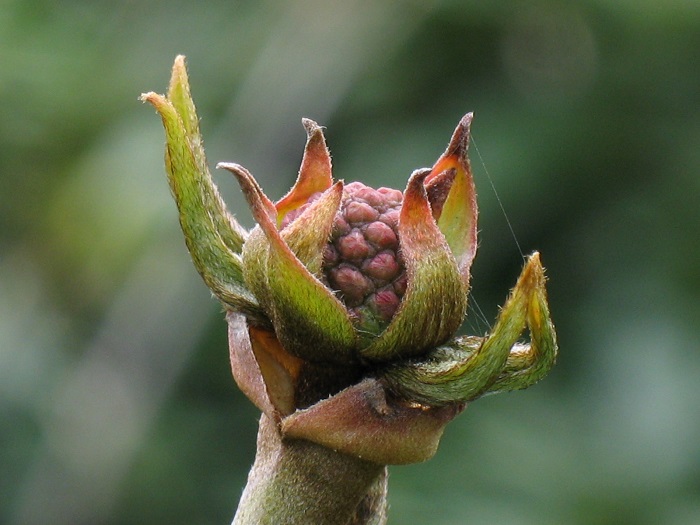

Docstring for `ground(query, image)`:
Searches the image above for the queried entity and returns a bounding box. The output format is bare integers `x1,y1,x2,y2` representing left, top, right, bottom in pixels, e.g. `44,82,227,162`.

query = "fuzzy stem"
233,414,388,525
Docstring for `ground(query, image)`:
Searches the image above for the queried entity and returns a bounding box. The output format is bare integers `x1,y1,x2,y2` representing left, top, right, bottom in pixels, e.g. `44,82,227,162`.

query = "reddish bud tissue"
282,181,406,325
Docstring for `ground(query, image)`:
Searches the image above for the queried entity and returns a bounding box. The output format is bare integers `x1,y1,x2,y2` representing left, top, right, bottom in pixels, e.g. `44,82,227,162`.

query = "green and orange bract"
141,55,557,466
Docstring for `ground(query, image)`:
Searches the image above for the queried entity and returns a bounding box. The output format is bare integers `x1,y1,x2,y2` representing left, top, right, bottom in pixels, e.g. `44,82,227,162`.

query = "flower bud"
143,56,557,465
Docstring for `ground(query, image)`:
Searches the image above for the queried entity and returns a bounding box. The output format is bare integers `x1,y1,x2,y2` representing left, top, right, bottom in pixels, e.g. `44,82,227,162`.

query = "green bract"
142,56,557,465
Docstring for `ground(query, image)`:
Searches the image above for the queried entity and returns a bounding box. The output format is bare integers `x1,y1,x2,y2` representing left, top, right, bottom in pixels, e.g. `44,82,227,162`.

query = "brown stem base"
233,414,388,525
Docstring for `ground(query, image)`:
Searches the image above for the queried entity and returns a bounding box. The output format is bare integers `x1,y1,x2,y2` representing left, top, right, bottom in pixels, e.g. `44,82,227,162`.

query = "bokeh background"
2,1,699,524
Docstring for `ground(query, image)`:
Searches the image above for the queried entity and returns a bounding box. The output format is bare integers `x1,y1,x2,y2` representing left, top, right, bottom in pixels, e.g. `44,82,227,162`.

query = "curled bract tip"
381,251,557,406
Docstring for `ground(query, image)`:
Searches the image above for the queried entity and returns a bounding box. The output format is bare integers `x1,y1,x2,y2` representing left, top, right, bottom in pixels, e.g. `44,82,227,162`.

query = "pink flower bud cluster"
322,182,407,324
281,181,407,325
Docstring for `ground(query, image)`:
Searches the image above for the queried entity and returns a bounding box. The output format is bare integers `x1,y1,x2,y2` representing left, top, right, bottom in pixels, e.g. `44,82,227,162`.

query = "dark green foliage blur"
2,1,699,524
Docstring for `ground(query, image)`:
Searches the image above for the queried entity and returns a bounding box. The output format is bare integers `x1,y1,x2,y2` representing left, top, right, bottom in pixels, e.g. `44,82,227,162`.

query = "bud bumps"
316,182,404,330
280,181,407,331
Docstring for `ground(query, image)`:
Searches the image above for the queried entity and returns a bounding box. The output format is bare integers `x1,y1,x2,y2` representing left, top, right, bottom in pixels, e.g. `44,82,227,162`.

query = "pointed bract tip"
300,118,326,144
216,161,236,170
528,250,542,267
274,119,333,222
139,91,157,103
218,162,277,225
460,112,474,129
217,161,246,176
301,118,323,135
139,92,170,115
217,162,262,197
407,167,433,189
169,55,189,87
517,251,547,293
446,112,473,158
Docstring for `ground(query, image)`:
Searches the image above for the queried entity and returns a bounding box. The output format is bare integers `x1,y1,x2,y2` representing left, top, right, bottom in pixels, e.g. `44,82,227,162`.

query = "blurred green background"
2,1,699,524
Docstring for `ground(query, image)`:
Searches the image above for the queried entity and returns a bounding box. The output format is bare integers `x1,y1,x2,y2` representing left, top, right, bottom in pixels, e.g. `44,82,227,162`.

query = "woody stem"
232,413,388,525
